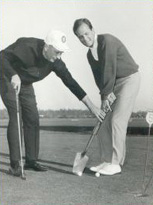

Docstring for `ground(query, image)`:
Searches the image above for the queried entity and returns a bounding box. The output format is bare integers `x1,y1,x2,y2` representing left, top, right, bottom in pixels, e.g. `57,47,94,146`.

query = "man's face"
44,45,63,62
75,23,95,48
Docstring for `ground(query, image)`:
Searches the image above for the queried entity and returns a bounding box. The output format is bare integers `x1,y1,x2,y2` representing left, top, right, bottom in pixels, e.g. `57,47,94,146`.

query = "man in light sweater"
0,30,105,177
73,18,140,175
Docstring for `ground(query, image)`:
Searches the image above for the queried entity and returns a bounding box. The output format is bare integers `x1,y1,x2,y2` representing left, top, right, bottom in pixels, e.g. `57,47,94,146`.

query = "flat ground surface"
0,127,153,205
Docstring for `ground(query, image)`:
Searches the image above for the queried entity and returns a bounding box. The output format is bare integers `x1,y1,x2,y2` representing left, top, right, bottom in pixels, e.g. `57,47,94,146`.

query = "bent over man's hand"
11,74,21,94
82,95,106,122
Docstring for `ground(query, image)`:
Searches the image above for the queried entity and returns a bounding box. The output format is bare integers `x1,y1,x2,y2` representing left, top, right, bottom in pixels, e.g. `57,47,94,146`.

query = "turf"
0,128,153,205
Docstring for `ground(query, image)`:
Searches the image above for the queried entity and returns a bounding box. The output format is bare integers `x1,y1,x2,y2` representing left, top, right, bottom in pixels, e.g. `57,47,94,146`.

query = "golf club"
15,89,26,180
135,111,153,197
73,93,116,176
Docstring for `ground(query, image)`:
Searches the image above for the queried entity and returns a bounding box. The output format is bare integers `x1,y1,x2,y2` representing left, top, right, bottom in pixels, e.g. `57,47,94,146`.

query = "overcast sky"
0,0,153,111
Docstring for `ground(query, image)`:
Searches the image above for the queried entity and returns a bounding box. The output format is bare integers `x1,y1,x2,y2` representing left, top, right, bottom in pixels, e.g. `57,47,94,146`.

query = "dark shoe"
9,166,22,177
24,162,48,171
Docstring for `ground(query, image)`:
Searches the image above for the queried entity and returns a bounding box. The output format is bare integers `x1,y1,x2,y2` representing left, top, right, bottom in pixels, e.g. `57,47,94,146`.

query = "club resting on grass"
15,90,26,180
72,93,116,176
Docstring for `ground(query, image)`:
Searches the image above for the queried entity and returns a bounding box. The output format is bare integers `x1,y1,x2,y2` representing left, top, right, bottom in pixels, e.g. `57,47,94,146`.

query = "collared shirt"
0,37,86,100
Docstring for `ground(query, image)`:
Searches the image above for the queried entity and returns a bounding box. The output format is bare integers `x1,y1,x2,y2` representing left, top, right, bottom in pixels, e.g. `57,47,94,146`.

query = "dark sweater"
0,37,86,100
87,34,139,99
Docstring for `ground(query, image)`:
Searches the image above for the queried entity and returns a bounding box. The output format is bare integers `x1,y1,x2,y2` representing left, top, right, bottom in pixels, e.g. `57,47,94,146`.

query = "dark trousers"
0,78,39,166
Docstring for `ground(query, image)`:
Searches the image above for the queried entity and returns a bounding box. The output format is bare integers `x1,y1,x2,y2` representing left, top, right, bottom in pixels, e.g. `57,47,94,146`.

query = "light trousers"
98,72,141,165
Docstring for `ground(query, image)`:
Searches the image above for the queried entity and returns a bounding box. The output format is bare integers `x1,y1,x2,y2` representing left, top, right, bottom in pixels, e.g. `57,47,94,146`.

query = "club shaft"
82,95,116,156
141,125,151,195
16,91,25,178
82,121,101,155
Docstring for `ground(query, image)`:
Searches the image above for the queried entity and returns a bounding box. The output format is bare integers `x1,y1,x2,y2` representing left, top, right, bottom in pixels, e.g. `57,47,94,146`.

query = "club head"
73,152,89,175
21,175,26,180
134,193,149,198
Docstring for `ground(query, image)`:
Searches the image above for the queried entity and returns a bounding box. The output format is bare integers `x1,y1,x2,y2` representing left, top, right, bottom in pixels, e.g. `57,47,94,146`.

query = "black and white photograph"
0,0,153,204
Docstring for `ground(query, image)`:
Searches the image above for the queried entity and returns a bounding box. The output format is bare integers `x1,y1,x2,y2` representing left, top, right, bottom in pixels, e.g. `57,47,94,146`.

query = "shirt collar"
90,34,98,50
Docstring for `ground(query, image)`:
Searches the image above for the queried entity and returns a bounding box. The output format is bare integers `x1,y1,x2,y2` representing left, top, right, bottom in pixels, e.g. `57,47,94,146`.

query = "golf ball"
95,172,100,177
77,172,82,176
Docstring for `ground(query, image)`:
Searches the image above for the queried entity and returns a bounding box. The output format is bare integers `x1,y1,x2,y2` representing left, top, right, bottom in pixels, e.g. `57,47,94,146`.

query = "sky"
0,0,153,111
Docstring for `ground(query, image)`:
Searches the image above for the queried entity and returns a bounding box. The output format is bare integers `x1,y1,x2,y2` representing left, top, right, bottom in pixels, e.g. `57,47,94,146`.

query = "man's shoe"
24,162,48,171
90,162,111,172
99,164,121,175
9,166,22,177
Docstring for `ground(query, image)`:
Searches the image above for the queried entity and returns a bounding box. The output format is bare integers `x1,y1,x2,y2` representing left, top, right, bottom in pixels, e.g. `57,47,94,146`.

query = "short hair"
73,18,93,35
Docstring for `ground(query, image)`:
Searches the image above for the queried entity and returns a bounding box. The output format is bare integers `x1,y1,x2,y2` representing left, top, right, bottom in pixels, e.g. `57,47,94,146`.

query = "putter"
73,121,102,176
15,90,26,180
135,111,153,197
72,93,116,176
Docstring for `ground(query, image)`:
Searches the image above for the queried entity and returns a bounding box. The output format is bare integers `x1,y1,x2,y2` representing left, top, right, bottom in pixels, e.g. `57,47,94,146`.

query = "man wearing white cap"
0,30,105,177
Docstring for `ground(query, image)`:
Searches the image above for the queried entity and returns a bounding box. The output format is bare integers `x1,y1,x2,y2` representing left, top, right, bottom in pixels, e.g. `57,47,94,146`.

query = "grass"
0,128,153,205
